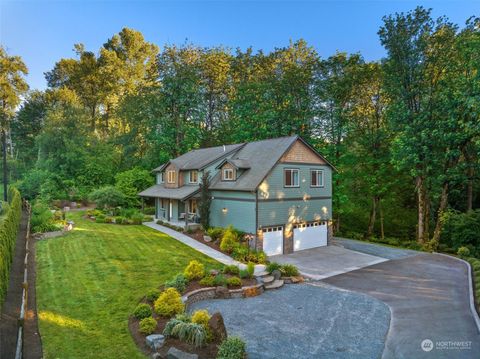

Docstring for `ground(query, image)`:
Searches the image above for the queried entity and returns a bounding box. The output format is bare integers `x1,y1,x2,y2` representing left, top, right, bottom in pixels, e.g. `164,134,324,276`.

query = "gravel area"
190,283,390,359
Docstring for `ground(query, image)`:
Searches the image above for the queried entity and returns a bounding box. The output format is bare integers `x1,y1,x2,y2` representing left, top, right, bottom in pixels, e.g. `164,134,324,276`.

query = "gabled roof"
139,184,199,200
215,158,251,170
152,143,244,172
209,136,299,191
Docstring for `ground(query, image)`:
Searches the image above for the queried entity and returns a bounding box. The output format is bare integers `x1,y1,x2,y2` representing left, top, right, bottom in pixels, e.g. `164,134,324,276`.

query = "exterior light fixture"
222,207,228,214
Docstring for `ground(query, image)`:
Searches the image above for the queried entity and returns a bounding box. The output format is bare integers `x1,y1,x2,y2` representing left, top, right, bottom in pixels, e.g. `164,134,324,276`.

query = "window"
189,170,198,183
159,172,164,183
167,170,176,184
284,169,299,187
311,169,324,187
223,168,234,181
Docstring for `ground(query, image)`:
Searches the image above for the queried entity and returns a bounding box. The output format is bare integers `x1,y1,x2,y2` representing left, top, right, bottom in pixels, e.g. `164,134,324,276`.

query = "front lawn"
36,211,220,359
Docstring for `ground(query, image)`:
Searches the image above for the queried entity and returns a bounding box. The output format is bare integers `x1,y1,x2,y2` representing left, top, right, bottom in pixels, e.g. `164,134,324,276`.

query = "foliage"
239,269,250,279
220,226,239,253
457,247,470,259
226,277,242,287
133,303,152,319
467,257,480,313
191,309,211,328
154,288,185,317
163,315,207,347
115,167,153,207
246,262,255,278
217,336,247,359
0,187,22,308
266,262,282,274
199,171,212,229
223,265,240,275
199,275,216,287
31,201,60,233
183,260,205,281
139,317,157,335
213,274,228,287
441,210,480,256
232,246,266,264
164,273,188,293
280,264,300,277
89,186,126,211
145,288,161,303
207,227,224,241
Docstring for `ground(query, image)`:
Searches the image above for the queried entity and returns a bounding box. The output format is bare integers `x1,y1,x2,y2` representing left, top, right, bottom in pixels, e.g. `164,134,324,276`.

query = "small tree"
199,171,211,230
89,186,126,213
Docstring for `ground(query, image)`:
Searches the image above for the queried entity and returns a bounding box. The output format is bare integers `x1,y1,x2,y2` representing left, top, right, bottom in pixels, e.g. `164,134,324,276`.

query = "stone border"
435,252,480,333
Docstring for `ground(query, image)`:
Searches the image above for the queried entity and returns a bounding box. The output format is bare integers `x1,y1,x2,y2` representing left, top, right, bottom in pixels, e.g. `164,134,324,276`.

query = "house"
139,135,335,255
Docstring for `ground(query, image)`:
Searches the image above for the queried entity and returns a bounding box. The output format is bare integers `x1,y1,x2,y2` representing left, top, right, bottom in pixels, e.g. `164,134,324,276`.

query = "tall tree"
0,46,28,200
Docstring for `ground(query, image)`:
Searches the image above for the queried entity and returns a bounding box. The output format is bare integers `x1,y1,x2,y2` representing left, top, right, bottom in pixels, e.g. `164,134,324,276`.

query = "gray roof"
216,158,251,169
210,136,298,191
138,184,199,200
153,144,244,172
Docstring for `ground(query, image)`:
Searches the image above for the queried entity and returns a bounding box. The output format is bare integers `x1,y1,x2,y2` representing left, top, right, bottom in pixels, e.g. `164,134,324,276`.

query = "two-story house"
139,135,335,255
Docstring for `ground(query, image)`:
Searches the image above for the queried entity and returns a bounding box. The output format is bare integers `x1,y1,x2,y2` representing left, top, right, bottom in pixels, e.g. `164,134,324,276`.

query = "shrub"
207,227,224,241
31,202,59,233
247,249,266,264
184,260,205,281
163,316,207,347
104,216,114,223
165,273,188,293
247,262,255,278
89,186,126,212
239,269,250,279
154,288,185,317
139,317,157,334
223,265,240,275
191,309,211,328
133,303,152,319
95,216,106,223
145,288,161,302
130,212,144,225
231,246,248,262
143,215,154,222
143,206,155,215
457,246,471,259
199,275,216,287
280,264,299,277
220,226,239,253
266,262,281,273
217,336,247,359
441,209,480,255
114,216,126,224
213,274,228,287
115,167,154,207
227,277,242,288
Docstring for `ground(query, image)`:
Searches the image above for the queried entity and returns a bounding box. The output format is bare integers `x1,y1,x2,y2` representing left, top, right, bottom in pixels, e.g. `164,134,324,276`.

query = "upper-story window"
167,170,176,184
189,170,198,183
311,169,324,187
223,168,235,181
284,168,299,187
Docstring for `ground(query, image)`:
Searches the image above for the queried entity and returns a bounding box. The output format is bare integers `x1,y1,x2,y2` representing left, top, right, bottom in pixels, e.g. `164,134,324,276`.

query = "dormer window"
189,170,198,183
223,168,235,181
167,170,176,184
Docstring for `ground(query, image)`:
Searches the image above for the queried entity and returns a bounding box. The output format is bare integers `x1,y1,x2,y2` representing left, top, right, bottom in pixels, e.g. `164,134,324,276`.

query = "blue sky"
1,1,478,90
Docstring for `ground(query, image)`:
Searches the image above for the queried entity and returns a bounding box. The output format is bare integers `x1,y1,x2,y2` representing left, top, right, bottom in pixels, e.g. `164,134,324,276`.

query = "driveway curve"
323,252,480,359
190,284,390,359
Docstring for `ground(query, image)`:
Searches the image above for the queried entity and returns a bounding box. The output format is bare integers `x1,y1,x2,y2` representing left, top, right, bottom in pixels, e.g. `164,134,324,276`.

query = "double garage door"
262,222,328,256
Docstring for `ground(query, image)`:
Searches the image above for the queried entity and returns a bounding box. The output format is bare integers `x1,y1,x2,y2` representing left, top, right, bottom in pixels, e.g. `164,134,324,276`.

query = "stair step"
264,279,284,290
261,275,274,284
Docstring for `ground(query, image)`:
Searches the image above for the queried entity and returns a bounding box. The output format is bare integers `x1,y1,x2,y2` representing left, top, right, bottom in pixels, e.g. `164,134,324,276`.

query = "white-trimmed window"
223,168,234,181
189,170,198,183
167,170,176,184
284,168,299,187
311,169,324,187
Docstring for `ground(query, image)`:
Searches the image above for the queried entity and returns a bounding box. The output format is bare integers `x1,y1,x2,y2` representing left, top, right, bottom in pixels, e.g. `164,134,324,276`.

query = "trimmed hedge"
0,187,22,309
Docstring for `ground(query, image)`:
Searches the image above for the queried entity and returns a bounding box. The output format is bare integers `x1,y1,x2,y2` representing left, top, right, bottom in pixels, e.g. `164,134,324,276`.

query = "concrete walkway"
144,222,240,266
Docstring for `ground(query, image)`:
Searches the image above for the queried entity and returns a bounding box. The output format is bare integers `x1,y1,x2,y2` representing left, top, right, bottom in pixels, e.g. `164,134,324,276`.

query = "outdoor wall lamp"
222,207,228,214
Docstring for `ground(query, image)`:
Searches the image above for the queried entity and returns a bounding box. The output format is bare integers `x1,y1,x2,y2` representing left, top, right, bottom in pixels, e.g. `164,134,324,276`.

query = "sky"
1,0,479,91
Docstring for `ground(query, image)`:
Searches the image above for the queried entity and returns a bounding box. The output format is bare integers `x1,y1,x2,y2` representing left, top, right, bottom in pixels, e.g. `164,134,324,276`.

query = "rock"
215,286,230,299
208,312,227,342
203,235,212,242
271,269,282,280
146,334,165,351
209,269,219,276
166,346,198,359
152,353,163,359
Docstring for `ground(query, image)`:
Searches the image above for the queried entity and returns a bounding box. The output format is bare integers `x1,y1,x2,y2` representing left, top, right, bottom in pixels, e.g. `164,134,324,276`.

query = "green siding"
210,190,256,233
257,163,332,227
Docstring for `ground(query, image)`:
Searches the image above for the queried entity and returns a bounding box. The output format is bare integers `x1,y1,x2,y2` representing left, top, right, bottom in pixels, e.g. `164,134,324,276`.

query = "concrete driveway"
270,245,388,280
323,252,480,358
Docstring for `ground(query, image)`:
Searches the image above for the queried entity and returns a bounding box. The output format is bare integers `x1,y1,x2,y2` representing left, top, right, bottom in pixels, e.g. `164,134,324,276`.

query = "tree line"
1,7,479,251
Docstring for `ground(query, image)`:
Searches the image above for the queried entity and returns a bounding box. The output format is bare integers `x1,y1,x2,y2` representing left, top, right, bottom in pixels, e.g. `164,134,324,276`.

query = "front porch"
155,197,200,228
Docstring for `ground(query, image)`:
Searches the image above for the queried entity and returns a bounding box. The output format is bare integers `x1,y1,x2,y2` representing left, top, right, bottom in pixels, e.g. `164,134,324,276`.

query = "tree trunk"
423,190,430,242
467,166,474,211
432,182,449,244
2,129,7,202
365,196,379,239
416,176,426,243
379,199,385,241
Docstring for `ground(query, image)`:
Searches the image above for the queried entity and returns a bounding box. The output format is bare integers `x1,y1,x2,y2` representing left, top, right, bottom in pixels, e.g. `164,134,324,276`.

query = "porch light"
222,207,228,214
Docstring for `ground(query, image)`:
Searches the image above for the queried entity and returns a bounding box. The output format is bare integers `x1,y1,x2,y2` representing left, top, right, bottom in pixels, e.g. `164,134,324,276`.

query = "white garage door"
293,222,327,252
262,226,283,256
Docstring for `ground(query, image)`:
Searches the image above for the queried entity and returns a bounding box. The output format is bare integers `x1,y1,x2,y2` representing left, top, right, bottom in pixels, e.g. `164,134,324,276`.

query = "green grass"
36,211,220,359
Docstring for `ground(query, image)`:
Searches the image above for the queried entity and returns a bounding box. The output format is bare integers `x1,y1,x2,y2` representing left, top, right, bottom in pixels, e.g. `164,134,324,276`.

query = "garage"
293,222,327,252
262,226,283,256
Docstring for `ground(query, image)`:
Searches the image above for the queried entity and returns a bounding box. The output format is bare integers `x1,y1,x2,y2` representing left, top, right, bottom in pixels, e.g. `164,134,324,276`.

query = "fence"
14,200,31,359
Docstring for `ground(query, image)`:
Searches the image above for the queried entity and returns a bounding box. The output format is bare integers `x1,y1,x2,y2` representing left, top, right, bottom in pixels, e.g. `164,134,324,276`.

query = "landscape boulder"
146,334,165,351
166,347,198,359
208,312,227,342
203,235,212,242
271,269,281,280
215,286,230,299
